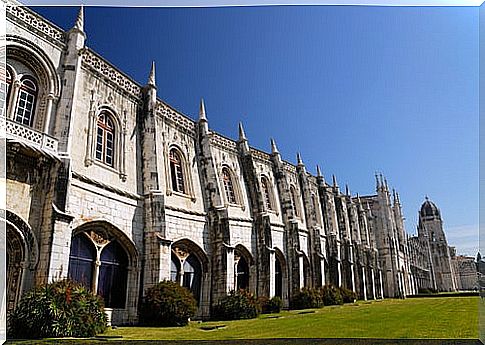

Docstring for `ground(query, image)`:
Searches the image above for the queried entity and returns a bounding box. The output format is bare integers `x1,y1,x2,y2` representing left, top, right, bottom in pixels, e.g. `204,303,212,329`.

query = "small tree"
8,279,107,339
139,280,197,327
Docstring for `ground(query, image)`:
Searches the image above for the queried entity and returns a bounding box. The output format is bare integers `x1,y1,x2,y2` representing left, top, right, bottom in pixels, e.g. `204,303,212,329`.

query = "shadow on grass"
5,338,483,345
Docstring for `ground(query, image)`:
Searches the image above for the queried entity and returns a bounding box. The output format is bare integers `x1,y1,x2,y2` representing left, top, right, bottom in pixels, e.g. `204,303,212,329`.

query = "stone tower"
417,198,456,292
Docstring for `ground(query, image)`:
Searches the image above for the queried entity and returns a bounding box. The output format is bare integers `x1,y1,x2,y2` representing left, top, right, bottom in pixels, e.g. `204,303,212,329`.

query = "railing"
1,117,59,153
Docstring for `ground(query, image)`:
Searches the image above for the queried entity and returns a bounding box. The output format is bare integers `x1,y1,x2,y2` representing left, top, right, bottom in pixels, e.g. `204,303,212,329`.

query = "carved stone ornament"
89,230,110,246
173,246,190,261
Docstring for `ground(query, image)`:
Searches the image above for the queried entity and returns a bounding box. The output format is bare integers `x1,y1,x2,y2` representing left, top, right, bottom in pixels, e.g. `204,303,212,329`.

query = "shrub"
259,296,283,314
321,284,343,306
339,287,357,303
418,287,438,295
139,280,197,327
212,289,260,320
290,288,323,310
8,279,107,339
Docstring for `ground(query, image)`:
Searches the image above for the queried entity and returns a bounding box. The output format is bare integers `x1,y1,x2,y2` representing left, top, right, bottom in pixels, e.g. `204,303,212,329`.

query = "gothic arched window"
236,256,249,290
68,233,130,309
14,76,37,127
96,112,115,166
68,234,96,290
261,176,274,211
169,149,186,193
98,240,128,308
222,167,237,204
182,254,202,303
290,186,300,218
171,253,180,282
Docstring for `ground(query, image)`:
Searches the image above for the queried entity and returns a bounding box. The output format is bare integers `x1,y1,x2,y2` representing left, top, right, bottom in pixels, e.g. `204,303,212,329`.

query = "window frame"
221,166,240,206
169,148,186,194
14,76,38,127
95,112,116,167
261,175,275,211
290,185,301,218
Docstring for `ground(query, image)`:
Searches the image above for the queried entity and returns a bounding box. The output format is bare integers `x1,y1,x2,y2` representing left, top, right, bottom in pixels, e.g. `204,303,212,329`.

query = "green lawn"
8,296,480,344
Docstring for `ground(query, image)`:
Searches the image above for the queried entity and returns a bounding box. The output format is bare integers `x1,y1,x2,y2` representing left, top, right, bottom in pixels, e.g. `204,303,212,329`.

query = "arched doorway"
68,223,137,310
275,255,283,298
171,239,208,305
234,245,253,292
236,255,249,290
302,254,311,288
6,223,25,313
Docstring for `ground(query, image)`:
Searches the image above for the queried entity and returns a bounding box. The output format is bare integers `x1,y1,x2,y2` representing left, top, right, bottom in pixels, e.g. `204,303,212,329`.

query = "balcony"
2,117,58,154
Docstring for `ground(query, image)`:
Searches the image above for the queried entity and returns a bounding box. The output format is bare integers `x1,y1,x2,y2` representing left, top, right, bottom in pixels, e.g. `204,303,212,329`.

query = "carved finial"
332,174,338,188
375,172,380,191
345,184,350,196
316,165,322,178
396,192,401,204
199,98,207,121
297,152,303,166
148,61,156,87
384,177,389,191
425,195,429,201
270,138,279,154
238,122,247,141
74,5,84,31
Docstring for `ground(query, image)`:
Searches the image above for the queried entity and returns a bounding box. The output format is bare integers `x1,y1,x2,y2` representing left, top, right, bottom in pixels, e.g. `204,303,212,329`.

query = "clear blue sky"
33,5,479,255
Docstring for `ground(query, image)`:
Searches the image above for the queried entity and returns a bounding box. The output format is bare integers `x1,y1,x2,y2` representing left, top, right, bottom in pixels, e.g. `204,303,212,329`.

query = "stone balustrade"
2,117,58,153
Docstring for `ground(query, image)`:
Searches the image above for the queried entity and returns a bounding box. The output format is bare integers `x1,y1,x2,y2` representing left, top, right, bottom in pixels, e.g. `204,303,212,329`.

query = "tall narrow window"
236,256,249,290
275,255,283,298
171,254,180,282
182,254,202,303
222,167,237,204
169,149,185,193
14,76,37,126
98,240,128,308
290,186,300,217
68,234,96,290
95,113,115,166
261,176,273,211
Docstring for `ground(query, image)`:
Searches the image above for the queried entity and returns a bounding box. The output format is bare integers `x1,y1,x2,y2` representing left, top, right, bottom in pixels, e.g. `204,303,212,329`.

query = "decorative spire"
297,152,303,166
375,172,380,191
74,5,84,31
147,61,156,87
270,138,279,155
199,98,207,122
316,165,322,178
345,184,350,196
396,192,401,204
332,174,338,188
238,122,247,141
384,177,389,191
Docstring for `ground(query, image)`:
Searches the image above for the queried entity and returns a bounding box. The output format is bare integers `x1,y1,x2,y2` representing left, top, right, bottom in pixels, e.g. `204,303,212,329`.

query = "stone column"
362,266,367,300
379,270,384,299
43,93,56,134
371,268,376,300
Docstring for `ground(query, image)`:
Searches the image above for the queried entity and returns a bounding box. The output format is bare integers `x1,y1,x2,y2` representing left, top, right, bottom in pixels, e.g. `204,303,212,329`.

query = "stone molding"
7,5,65,48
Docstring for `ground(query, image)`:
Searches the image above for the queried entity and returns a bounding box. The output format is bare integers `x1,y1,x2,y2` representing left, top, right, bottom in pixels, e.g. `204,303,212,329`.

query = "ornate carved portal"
6,223,25,315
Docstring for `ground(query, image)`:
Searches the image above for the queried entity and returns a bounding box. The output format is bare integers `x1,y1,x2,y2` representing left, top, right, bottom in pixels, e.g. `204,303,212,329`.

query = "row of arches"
7,211,316,316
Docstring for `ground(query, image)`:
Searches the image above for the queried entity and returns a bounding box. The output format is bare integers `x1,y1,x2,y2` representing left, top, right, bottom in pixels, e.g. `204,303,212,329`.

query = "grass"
7,296,479,344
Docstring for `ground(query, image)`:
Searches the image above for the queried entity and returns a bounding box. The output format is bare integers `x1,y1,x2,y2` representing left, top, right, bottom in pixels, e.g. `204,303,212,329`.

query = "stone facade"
4,3,473,325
